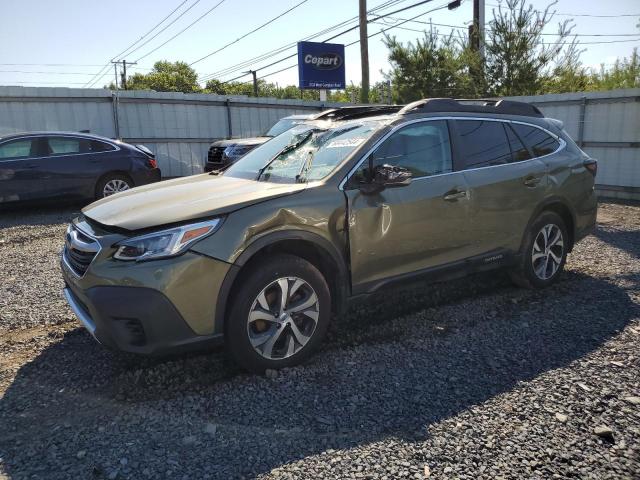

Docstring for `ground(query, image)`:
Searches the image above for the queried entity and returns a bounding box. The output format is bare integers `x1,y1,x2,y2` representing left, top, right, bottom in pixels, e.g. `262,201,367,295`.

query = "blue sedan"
0,132,161,204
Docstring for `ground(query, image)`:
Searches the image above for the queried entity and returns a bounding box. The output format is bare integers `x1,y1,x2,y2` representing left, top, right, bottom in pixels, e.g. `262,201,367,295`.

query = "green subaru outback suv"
61,99,597,372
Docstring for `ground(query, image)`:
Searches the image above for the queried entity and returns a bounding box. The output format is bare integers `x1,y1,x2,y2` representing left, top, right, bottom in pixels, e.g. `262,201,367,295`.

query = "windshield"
265,118,302,137
225,120,386,183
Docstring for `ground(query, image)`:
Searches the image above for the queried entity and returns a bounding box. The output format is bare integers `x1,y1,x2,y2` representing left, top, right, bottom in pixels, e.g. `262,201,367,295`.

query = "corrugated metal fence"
507,89,640,200
0,87,344,177
0,86,638,198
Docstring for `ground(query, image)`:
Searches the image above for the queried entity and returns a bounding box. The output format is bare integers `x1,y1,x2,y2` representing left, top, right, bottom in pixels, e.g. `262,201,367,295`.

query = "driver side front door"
343,119,474,293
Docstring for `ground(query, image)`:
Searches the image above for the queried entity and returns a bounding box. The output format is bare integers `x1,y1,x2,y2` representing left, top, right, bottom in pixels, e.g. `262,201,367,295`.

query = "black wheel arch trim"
522,196,577,252
213,230,350,335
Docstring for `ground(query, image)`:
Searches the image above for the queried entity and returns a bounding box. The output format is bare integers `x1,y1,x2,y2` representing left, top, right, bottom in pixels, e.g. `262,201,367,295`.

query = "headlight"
113,218,222,262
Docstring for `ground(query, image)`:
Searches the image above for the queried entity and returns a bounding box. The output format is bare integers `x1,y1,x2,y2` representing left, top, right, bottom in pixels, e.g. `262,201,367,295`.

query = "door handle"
523,175,541,187
443,189,467,201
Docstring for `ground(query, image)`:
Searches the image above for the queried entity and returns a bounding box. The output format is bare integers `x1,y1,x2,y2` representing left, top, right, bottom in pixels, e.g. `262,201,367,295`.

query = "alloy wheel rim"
532,223,564,280
103,179,130,197
247,276,319,360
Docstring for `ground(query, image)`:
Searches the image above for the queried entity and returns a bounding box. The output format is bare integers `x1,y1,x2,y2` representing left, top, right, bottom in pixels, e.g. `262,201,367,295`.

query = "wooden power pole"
359,0,369,104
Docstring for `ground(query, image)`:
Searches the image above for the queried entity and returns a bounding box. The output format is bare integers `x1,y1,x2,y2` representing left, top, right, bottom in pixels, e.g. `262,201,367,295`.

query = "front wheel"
510,211,569,289
226,254,331,373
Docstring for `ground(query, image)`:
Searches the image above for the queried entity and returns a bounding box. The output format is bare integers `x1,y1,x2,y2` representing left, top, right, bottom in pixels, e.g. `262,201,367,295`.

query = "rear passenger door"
40,136,119,199
453,119,549,256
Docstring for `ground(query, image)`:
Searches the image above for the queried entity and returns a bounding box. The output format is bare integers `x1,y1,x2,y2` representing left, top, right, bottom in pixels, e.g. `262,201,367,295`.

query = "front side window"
456,120,512,169
0,138,36,159
371,121,452,178
511,123,560,157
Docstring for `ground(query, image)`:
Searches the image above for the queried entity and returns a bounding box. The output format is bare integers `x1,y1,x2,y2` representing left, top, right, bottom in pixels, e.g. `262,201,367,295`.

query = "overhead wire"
134,0,227,62
218,0,450,85
84,0,194,88
200,0,407,81
188,0,312,67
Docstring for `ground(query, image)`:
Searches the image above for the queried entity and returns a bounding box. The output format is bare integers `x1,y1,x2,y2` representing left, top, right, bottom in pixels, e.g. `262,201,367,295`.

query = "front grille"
63,225,100,276
207,146,225,165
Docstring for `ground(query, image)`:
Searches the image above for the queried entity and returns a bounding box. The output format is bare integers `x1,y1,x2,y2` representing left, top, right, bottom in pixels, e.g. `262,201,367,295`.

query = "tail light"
147,157,158,169
584,159,597,177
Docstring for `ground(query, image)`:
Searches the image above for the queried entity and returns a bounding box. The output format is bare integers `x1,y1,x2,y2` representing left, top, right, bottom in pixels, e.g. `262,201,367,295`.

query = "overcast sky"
0,0,638,90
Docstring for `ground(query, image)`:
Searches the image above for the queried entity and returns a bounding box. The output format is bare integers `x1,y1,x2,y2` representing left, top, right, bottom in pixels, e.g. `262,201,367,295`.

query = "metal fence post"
577,96,587,148
111,92,120,139
225,98,233,139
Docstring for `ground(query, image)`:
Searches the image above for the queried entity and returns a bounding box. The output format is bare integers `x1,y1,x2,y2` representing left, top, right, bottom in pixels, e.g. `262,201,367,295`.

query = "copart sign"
298,41,346,90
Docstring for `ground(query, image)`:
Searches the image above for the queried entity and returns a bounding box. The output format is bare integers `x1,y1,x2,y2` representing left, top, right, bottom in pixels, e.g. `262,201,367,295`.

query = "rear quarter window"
90,140,116,152
511,123,560,157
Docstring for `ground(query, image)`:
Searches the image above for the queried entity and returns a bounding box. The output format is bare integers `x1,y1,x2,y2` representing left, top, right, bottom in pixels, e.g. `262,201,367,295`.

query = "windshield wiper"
296,151,315,183
256,130,314,181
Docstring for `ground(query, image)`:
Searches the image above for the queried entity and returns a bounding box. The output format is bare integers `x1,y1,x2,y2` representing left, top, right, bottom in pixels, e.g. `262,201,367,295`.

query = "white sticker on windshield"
326,137,366,148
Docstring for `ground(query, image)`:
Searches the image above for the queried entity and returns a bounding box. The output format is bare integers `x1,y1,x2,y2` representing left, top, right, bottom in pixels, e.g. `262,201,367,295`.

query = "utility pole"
471,0,485,59
359,0,369,104
111,61,119,91
246,70,258,96
112,60,136,90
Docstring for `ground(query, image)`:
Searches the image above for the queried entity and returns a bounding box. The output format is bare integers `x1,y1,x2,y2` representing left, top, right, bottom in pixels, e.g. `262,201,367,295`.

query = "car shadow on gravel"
1,264,638,479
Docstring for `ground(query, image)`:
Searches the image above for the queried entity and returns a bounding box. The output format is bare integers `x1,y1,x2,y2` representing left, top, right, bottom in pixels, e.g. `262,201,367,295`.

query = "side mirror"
373,164,412,187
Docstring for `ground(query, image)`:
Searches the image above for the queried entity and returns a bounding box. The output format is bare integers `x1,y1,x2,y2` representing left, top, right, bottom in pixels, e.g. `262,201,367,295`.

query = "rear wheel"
510,211,568,289
226,254,331,373
95,174,133,199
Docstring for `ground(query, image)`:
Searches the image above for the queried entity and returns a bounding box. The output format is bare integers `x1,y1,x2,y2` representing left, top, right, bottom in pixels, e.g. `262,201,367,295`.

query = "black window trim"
0,133,120,162
339,117,565,190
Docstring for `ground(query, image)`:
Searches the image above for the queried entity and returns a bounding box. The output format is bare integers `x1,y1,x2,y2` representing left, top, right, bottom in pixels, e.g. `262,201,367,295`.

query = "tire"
95,173,133,199
226,254,331,373
509,211,569,289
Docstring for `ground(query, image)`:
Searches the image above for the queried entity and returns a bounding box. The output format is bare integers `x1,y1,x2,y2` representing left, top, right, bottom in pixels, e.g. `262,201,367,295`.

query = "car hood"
82,174,306,231
210,137,271,148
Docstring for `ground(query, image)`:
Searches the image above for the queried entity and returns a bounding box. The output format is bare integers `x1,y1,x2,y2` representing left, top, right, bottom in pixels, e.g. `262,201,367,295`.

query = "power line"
485,3,640,18
200,0,395,81
383,23,640,44
189,0,313,66
219,0,450,85
119,0,203,60
84,0,194,88
386,16,640,37
200,0,405,82
249,1,452,84
134,0,227,62
113,0,193,61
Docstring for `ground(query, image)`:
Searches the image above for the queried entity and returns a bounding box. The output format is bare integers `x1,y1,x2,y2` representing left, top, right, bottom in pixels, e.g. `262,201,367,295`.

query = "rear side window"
368,120,453,178
455,120,512,168
0,138,36,159
48,137,84,155
90,140,116,152
511,124,559,157
505,125,533,162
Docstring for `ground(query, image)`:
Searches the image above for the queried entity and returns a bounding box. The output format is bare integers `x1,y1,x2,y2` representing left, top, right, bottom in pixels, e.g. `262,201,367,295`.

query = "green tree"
484,0,577,96
383,29,484,102
124,61,202,93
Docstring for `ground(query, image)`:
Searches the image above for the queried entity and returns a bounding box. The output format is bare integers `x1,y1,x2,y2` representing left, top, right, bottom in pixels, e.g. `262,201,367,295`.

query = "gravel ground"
0,201,638,480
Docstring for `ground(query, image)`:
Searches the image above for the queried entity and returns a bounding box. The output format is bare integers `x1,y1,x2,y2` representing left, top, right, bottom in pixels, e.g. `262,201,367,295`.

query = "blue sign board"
297,41,346,90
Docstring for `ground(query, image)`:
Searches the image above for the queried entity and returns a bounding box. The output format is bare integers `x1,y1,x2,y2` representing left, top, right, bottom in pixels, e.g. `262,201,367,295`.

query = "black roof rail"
398,98,544,118
313,105,403,121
